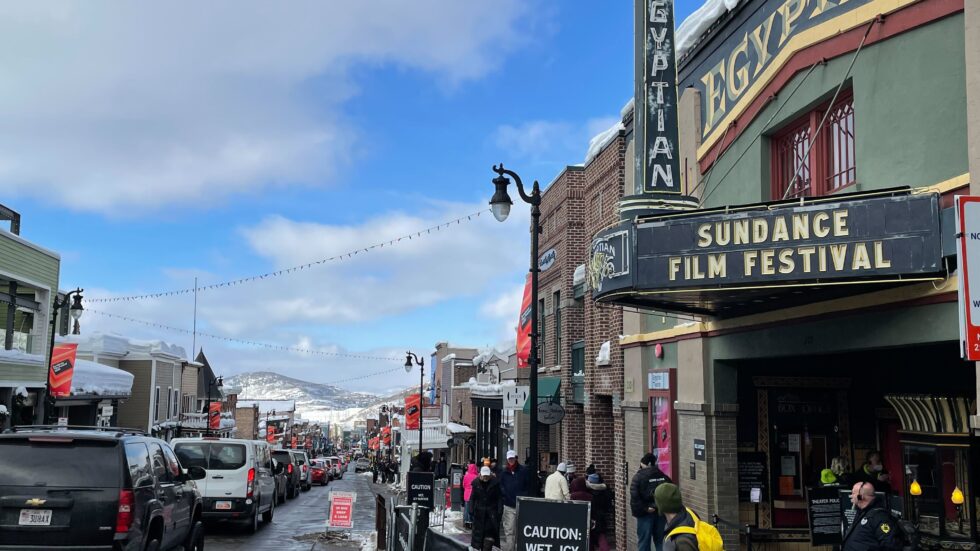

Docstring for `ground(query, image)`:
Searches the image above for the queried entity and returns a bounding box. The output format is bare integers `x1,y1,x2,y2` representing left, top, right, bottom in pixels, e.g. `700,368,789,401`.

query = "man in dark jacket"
587,473,613,551
631,453,672,551
471,466,503,551
656,483,698,551
498,450,530,551
842,482,902,551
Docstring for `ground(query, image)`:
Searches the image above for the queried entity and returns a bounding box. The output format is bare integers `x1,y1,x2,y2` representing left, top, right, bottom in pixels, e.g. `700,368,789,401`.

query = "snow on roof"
61,332,187,360
460,377,517,397
573,264,586,286
0,348,45,366
620,97,635,119
71,358,134,397
676,0,741,60
596,341,611,366
446,422,474,434
0,404,7,415
584,120,626,165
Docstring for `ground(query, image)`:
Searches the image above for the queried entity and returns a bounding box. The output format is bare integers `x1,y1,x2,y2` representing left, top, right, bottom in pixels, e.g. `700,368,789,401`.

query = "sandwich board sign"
515,497,590,551
327,491,355,530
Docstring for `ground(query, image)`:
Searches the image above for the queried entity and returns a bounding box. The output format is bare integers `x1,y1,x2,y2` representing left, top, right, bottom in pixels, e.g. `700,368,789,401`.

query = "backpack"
666,508,725,551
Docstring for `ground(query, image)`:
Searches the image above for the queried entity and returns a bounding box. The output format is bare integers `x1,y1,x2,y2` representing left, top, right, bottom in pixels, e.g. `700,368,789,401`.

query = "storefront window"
904,444,973,540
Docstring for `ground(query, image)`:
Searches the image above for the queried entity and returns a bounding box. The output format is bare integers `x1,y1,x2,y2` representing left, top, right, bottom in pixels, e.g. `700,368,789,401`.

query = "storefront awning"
523,376,561,414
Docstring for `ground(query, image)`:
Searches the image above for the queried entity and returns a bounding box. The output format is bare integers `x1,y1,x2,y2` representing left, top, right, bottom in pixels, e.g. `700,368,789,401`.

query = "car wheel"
183,520,204,551
246,507,259,534
262,498,274,524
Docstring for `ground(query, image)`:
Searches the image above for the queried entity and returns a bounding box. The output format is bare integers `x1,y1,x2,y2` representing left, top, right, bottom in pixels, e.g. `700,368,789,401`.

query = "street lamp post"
489,164,541,492
45,288,84,424
405,352,425,459
205,375,223,437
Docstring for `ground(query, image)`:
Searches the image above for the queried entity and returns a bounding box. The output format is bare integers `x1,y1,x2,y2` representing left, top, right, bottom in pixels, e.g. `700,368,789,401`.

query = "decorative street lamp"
909,479,922,530
952,485,965,534
489,164,542,492
45,288,83,424
405,352,425,459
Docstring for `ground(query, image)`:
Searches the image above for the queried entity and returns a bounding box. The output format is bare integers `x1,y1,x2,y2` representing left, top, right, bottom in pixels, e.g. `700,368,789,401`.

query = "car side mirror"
186,466,207,481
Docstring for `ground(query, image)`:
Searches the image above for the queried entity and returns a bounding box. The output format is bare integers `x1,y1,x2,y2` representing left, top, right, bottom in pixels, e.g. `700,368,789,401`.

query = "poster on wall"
652,396,673,476
48,343,78,398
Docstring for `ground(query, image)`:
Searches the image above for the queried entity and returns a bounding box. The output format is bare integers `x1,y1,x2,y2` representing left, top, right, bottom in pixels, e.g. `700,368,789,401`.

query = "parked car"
272,457,288,504
325,456,344,479
272,450,302,499
290,450,312,491
355,457,372,473
310,459,330,486
0,425,206,551
172,437,279,533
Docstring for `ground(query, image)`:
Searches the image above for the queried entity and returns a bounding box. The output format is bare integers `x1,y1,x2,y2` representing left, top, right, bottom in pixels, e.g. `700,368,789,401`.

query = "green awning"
523,376,561,414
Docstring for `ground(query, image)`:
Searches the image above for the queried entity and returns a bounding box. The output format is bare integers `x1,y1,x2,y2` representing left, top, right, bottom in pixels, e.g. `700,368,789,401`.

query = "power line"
86,308,404,362
87,209,490,303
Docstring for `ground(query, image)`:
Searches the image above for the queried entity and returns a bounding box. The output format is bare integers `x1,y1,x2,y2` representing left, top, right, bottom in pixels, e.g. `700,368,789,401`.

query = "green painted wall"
700,14,967,208
0,233,59,294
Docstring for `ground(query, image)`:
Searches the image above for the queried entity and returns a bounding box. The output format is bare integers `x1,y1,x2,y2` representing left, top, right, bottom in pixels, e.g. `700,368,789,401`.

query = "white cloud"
0,1,531,213
492,115,622,166
79,200,531,390
479,281,525,347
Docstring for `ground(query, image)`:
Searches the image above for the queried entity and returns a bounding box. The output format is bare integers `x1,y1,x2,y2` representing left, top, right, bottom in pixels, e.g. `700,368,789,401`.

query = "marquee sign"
677,0,877,147
635,193,941,289
592,191,945,314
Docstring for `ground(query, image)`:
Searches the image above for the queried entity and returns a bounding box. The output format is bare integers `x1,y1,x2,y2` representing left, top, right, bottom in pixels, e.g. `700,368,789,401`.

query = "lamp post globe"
489,174,513,222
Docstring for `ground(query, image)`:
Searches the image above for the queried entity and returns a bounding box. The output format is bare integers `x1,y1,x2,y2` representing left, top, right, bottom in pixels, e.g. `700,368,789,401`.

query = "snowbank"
446,422,474,434
573,264,586,287
676,0,741,59
0,349,45,366
71,359,134,397
0,404,7,415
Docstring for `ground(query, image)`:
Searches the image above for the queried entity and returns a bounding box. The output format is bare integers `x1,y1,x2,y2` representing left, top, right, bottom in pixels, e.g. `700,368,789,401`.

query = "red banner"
405,393,421,430
208,402,221,430
49,343,78,398
516,274,532,368
266,425,275,443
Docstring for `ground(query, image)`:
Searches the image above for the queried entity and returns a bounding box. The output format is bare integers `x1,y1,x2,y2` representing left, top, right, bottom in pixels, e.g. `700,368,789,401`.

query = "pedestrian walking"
631,453,672,551
498,450,530,551
655,483,698,551
463,460,478,528
470,466,503,551
587,473,612,551
544,462,570,501
842,482,902,551
435,452,448,479
569,475,591,502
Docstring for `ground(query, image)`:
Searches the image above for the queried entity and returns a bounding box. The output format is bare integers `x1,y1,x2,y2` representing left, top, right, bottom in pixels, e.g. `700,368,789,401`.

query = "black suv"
0,426,206,551
271,450,301,499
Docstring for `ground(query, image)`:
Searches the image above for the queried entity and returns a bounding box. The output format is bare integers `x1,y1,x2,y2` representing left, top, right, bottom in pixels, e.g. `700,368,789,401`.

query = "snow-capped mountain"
225,371,379,421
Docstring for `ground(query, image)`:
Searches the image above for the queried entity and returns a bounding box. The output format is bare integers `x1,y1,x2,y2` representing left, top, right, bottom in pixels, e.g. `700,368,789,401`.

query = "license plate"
215,501,232,510
18,509,52,526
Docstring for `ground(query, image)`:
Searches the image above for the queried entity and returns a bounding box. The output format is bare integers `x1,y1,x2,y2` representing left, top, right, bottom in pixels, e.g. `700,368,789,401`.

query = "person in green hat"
655,483,698,551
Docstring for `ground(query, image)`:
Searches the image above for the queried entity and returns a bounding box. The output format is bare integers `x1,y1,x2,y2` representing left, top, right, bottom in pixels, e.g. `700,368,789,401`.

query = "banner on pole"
405,393,421,430
517,274,532,368
49,343,78,398
266,425,275,443
208,402,221,430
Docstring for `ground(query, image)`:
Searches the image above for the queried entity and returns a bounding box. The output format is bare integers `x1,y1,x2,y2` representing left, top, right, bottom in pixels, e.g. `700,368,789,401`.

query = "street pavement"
204,466,381,550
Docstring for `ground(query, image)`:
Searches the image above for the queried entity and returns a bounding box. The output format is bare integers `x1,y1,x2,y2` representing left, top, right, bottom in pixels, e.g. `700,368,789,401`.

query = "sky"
1,1,703,394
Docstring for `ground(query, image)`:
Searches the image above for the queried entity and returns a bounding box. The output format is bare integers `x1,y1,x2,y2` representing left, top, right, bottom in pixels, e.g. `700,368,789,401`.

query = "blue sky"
2,1,702,393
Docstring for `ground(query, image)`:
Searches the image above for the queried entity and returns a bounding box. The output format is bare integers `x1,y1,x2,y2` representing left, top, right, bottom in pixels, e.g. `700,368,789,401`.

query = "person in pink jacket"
462,460,479,528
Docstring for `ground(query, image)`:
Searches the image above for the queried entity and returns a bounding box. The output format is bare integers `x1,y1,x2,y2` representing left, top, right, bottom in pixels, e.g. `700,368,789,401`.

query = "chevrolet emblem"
25,498,46,507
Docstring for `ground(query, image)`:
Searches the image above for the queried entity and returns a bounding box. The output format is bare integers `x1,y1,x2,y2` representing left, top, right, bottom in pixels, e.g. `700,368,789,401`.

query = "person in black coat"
587,473,613,551
470,466,503,551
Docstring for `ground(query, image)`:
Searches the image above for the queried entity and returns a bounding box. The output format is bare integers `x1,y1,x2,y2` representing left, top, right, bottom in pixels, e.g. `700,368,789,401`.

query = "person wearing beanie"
544,462,570,501
498,450,531,551
586,473,612,551
631,452,672,551
470,465,502,551
655,483,698,551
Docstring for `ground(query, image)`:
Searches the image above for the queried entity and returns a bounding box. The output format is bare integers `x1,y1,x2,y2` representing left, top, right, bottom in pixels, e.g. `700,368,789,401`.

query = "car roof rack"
5,425,147,437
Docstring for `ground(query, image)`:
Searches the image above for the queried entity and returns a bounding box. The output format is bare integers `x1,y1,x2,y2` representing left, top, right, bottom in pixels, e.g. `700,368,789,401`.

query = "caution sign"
327,491,355,530
515,497,590,550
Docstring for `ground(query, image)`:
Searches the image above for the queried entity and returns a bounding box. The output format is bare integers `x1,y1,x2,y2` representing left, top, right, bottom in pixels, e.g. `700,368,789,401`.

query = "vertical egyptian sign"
635,0,681,194
49,343,77,398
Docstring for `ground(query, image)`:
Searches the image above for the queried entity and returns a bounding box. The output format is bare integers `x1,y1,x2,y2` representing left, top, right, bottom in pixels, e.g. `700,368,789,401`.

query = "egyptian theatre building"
592,0,980,549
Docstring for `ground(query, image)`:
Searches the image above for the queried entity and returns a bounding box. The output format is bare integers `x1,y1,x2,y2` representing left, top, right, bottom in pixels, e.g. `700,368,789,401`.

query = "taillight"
288,464,293,474
246,468,255,499
116,490,134,534
302,465,308,473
